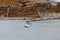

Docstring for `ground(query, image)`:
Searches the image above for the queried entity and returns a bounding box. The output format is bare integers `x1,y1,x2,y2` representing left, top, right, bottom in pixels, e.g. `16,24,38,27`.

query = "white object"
24,20,31,27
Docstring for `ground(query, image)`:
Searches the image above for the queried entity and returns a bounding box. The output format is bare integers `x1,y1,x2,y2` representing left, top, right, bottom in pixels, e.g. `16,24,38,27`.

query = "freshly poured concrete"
0,20,60,40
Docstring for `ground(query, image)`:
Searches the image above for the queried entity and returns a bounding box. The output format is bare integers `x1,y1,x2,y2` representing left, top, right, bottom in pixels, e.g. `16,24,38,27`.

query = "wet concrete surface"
0,20,60,40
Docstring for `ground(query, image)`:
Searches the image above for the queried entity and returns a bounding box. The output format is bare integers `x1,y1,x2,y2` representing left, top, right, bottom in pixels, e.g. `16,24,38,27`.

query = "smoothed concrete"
0,20,60,40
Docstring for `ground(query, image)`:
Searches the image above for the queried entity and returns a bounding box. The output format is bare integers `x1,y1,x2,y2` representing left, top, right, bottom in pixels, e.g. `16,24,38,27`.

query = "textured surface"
0,0,60,19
